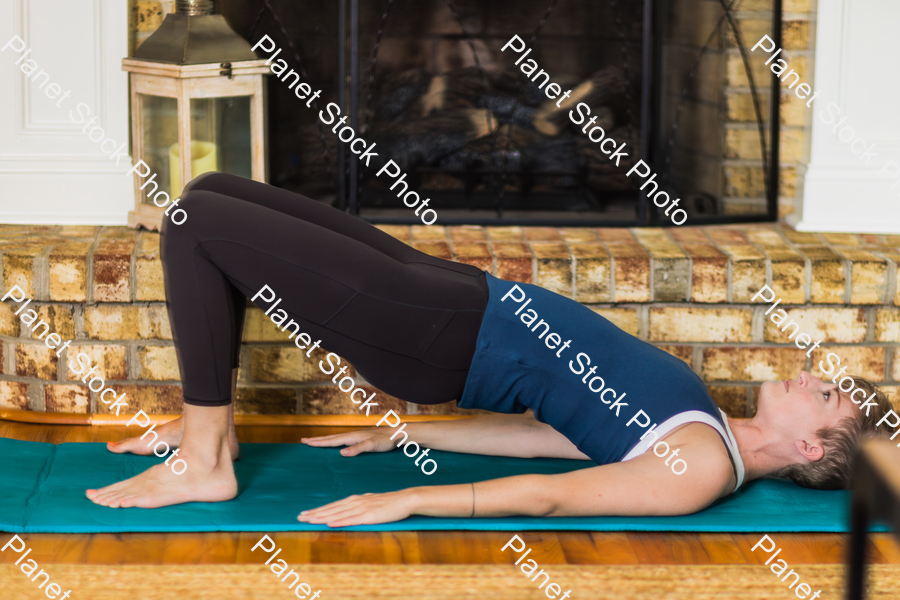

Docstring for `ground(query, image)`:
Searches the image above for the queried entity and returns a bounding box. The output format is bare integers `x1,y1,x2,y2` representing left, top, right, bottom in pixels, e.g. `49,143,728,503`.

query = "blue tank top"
459,274,731,468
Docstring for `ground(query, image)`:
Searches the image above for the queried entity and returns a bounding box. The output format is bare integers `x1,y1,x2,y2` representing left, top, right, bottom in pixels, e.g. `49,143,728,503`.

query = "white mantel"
0,0,132,225
791,0,900,234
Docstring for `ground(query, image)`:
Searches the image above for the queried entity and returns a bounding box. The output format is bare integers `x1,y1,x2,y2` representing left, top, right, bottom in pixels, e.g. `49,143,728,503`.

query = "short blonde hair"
771,377,895,489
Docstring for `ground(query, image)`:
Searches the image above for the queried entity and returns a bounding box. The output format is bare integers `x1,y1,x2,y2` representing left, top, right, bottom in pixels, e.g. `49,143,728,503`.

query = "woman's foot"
107,413,240,459
86,442,237,509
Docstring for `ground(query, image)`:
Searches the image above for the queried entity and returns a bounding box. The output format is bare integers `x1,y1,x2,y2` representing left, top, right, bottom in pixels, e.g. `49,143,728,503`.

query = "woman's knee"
160,189,217,247
181,171,238,195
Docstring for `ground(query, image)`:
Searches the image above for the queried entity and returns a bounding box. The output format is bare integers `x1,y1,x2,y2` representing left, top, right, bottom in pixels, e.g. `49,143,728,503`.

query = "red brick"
26,305,76,341
839,249,888,304
451,242,492,272
649,307,752,343
250,346,341,383
717,244,766,302
486,227,524,241
668,227,710,244
875,308,900,343
766,249,807,304
607,242,650,302
135,233,165,301
0,381,29,409
592,308,639,336
703,347,807,382
523,227,561,241
235,387,297,414
3,247,45,300
65,345,128,381
492,242,532,282
375,225,410,243
0,302,20,337
594,229,635,243
412,241,452,260
302,385,408,416
49,242,90,302
762,307,867,344
802,246,845,304
705,228,749,245
821,233,861,246
107,385,182,415
809,346,886,382
138,345,180,381
707,386,749,418
782,229,821,245
410,226,446,241
572,244,610,303
44,384,90,413
16,344,58,379
682,244,728,303
558,228,596,243
656,345,693,366
531,242,572,298
93,238,135,302
633,229,689,302
447,226,486,242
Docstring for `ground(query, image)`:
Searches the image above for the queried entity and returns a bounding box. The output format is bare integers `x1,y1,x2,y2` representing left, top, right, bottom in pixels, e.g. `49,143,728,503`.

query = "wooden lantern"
123,0,269,230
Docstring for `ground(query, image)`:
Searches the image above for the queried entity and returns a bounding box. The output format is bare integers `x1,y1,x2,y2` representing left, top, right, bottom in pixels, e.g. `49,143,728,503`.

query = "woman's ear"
795,438,824,462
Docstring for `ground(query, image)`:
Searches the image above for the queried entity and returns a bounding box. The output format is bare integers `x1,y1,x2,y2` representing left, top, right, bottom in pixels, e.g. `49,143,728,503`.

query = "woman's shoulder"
666,422,738,497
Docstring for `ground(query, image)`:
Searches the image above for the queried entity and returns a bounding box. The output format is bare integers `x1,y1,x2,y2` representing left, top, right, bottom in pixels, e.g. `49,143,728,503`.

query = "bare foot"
108,415,240,460
86,444,237,509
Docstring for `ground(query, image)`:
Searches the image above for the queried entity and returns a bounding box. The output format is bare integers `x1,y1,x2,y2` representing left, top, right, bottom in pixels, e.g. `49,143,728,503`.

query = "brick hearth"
1,223,898,417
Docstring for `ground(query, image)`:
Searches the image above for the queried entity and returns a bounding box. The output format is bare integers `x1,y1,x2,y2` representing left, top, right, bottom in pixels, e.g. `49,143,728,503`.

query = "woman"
86,173,892,527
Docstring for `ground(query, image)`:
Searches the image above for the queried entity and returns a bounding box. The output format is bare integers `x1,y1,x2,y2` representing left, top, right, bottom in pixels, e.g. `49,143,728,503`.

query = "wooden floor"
3,419,899,566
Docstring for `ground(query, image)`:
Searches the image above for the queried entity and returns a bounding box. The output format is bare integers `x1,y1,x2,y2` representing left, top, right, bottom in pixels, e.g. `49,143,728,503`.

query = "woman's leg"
89,177,487,508
181,172,463,271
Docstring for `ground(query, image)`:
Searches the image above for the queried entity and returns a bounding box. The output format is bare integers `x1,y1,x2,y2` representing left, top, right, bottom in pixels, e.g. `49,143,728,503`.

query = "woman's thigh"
164,188,487,403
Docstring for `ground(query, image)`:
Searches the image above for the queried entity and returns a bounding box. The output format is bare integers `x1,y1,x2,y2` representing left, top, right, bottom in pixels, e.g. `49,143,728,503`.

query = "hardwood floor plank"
696,533,746,564
160,532,240,564
627,533,711,565
584,533,641,564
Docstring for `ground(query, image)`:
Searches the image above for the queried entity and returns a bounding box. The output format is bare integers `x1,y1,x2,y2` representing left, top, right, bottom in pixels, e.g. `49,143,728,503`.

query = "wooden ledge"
0,408,473,427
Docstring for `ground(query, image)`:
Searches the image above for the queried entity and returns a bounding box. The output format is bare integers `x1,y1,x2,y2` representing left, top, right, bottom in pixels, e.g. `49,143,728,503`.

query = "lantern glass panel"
139,94,178,206
189,96,253,184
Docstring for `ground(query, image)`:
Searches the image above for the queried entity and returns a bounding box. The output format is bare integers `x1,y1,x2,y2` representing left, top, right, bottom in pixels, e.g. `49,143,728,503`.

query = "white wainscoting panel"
0,0,132,224
792,0,900,233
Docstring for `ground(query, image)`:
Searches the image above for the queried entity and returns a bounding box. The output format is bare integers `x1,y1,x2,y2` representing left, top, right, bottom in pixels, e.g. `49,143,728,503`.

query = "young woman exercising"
86,173,893,526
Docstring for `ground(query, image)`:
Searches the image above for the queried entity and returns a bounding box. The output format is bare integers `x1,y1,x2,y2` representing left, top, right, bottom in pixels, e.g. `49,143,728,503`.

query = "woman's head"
755,371,894,489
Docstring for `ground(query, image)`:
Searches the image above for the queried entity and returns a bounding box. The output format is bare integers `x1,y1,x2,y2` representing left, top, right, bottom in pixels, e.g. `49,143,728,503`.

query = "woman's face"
756,371,860,456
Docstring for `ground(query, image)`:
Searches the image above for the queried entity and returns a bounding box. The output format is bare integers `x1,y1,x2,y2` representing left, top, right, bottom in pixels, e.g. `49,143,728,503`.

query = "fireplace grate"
226,0,782,226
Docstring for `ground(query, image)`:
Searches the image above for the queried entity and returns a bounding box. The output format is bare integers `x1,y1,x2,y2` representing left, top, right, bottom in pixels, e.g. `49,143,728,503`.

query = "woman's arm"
298,430,736,527
303,411,591,460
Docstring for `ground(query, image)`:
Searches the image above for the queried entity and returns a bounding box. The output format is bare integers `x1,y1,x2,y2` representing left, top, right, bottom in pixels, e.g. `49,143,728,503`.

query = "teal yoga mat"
0,438,872,533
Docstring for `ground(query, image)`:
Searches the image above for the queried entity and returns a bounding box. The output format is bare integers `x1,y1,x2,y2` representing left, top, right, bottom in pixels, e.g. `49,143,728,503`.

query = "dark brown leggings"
161,173,488,406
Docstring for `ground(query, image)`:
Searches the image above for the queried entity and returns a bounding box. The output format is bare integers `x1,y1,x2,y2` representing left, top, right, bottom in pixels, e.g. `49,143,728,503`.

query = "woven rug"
3,564,899,600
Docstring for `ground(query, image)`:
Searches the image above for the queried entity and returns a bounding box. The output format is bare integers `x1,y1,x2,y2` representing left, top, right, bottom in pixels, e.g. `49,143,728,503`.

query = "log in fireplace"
222,0,782,226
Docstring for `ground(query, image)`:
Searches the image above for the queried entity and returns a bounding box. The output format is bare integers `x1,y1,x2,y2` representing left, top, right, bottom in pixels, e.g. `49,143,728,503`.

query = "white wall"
0,0,132,225
791,0,900,234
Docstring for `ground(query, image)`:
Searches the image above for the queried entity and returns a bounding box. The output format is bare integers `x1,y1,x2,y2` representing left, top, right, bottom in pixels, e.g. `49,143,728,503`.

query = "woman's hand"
298,489,418,527
300,428,398,456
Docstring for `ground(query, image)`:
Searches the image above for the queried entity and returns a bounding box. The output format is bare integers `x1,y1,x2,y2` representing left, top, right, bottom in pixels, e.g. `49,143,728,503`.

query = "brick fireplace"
220,0,783,226
1,224,898,419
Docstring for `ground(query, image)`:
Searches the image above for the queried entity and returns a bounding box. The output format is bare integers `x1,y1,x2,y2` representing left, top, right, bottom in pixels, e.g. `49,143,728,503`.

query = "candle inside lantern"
169,140,218,194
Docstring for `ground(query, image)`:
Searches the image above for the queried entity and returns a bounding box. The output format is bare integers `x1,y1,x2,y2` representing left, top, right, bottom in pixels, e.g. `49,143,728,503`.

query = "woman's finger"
339,438,380,456
301,432,366,445
302,498,364,520
301,494,362,515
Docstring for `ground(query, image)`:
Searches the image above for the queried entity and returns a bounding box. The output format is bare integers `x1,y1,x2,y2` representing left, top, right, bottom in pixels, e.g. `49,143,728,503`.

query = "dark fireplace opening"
222,0,781,226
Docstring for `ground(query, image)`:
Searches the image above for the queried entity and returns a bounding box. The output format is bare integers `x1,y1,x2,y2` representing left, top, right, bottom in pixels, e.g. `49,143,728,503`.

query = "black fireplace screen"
222,0,781,226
